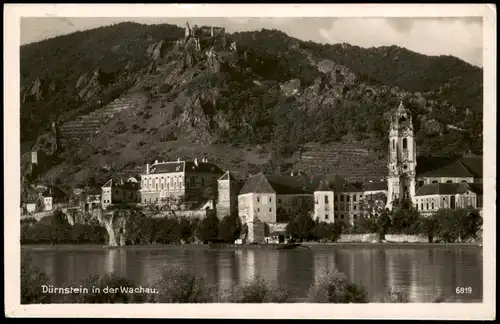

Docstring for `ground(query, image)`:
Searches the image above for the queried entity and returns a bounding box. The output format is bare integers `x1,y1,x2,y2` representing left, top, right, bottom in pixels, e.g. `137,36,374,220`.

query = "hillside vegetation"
20,22,483,189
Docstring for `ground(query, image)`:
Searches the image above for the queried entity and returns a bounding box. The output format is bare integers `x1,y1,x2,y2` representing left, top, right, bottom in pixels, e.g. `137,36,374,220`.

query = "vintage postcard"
4,3,496,320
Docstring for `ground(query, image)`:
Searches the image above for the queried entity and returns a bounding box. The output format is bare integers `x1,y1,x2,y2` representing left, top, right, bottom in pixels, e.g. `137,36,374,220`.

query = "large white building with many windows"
139,158,223,205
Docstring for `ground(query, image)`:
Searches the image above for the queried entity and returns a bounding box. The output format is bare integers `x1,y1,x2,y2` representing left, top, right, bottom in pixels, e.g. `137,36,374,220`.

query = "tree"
286,206,315,242
219,213,242,243
390,208,421,235
199,213,220,242
418,215,439,243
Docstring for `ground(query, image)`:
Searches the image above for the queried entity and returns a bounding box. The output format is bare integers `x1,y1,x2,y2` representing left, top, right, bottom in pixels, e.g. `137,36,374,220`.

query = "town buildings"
101,178,140,209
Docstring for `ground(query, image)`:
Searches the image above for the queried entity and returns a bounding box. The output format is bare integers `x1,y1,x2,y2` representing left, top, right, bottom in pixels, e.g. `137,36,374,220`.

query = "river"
21,244,483,303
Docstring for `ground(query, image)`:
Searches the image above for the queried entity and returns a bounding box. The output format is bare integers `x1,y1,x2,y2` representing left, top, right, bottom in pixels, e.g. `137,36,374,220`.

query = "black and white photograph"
4,3,496,319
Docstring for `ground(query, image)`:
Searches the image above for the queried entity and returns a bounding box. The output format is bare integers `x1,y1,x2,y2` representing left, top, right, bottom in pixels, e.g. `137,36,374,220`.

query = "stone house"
313,175,364,227
238,173,317,225
101,178,140,209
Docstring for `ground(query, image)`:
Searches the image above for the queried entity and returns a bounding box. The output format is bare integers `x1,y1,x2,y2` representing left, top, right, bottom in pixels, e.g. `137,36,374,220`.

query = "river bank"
21,241,482,252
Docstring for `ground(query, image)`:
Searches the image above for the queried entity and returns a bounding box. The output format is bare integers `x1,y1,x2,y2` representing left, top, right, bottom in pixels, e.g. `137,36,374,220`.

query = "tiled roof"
315,174,362,192
266,175,315,194
363,181,388,192
459,183,483,195
239,173,275,195
239,173,318,195
419,156,483,179
459,155,482,177
415,182,482,196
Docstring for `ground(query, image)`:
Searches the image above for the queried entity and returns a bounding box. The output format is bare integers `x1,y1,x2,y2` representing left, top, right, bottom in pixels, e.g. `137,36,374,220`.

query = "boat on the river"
276,243,302,250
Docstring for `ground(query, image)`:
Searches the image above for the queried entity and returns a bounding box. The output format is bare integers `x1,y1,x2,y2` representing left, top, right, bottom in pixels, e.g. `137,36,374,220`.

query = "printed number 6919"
455,287,472,294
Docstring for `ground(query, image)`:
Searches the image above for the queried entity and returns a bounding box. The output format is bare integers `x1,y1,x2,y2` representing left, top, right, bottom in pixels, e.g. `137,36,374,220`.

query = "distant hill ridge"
20,22,483,189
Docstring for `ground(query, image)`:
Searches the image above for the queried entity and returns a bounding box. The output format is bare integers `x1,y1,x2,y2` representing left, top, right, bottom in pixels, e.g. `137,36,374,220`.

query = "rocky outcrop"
150,40,169,61
77,68,114,101
22,77,53,103
280,79,301,97
177,94,213,143
93,208,127,247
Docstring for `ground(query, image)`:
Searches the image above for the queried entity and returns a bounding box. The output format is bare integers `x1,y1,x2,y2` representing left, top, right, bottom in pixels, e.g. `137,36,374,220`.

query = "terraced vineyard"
58,93,147,146
293,142,388,182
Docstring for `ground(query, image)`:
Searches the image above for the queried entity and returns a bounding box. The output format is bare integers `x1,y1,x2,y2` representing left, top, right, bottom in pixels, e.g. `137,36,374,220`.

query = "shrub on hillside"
225,277,290,303
306,269,368,303
21,259,52,304
152,265,213,303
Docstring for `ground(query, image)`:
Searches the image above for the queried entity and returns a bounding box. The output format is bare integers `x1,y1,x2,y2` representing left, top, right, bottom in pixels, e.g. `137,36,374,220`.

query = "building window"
432,180,438,184
403,138,408,149
426,203,429,210
446,180,453,183
420,203,423,210
325,214,329,220
257,196,260,203
340,195,344,202
354,214,357,219
353,195,357,202
325,195,329,203
335,214,338,219
201,178,205,187
257,208,260,213
269,208,272,212
353,205,357,210
347,195,350,202
278,199,282,203
392,139,395,149
334,206,338,210
334,195,338,201
341,214,344,219
431,202,434,209
269,197,272,203
288,208,291,213
461,180,468,183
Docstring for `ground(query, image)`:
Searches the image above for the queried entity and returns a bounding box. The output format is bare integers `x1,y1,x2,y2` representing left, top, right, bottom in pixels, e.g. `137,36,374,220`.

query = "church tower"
387,101,417,209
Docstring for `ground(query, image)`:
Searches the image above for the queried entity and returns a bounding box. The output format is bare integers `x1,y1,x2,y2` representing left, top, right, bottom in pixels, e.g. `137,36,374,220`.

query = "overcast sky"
21,17,483,67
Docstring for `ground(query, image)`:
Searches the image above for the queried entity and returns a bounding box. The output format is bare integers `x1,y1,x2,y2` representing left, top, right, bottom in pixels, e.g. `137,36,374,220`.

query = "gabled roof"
419,155,483,179
239,173,275,195
218,170,237,181
415,182,483,196
459,155,482,178
363,181,388,192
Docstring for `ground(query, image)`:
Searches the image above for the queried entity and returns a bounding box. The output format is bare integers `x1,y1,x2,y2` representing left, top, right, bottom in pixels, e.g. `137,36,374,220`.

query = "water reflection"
21,245,483,302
